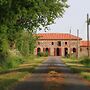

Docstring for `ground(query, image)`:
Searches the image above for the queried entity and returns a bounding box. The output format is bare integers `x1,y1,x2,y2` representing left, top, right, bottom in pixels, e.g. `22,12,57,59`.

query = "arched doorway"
64,48,68,57
46,48,49,53
37,48,41,55
45,48,50,55
46,48,49,55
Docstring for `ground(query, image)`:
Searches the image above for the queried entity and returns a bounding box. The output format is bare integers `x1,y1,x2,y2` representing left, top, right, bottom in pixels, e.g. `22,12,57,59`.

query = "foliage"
37,52,48,57
62,57,90,81
16,31,37,56
0,56,45,90
65,54,70,58
0,0,68,67
81,72,90,80
0,25,9,61
29,33,38,54
0,0,68,30
44,52,49,57
37,52,44,57
0,72,27,90
80,57,90,66
0,56,24,69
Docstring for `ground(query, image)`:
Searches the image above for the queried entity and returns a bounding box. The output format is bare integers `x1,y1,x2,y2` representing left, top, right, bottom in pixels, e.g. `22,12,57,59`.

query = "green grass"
0,56,46,90
62,57,90,81
80,72,90,80
79,57,90,67
0,72,28,90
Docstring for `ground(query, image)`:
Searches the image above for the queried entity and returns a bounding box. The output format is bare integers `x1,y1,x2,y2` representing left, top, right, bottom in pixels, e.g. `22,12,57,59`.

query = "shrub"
37,52,44,57
37,52,48,57
66,54,70,58
1,56,24,69
44,52,48,57
80,57,90,66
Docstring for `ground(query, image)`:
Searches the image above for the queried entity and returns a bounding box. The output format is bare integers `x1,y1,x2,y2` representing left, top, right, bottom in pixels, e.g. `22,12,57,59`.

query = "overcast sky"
38,0,90,40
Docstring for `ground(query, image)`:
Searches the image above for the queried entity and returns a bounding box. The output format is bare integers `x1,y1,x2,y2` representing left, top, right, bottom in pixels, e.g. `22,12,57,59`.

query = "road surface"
13,56,90,90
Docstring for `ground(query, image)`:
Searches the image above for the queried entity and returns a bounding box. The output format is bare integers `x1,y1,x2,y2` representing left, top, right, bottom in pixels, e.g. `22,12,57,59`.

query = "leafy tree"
29,32,38,54
0,0,68,30
0,0,68,61
16,31,37,56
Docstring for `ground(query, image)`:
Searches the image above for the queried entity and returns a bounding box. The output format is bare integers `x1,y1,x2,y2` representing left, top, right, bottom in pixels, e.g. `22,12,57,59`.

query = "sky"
37,0,90,40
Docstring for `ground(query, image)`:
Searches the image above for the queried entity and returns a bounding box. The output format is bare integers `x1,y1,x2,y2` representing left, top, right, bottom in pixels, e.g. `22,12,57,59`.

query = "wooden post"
87,14,90,57
54,48,56,56
69,29,71,58
77,29,79,59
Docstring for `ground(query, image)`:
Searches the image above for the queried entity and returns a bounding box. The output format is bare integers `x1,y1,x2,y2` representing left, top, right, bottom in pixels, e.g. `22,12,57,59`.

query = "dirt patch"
45,71,64,90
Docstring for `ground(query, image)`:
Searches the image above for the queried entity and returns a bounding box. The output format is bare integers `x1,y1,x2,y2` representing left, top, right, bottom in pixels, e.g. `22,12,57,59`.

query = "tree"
0,0,68,30
0,0,68,60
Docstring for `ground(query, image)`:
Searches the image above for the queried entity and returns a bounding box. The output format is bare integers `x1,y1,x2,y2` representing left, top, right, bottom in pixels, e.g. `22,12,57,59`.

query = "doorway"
57,48,60,56
64,48,68,57
37,48,41,55
45,48,50,55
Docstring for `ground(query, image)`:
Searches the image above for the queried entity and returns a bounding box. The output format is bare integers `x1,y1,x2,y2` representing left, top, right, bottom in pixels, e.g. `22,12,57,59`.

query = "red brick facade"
34,33,90,57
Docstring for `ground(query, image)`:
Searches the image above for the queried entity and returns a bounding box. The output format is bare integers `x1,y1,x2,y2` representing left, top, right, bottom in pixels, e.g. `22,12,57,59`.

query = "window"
52,42,54,45
65,42,67,45
38,42,40,45
58,41,61,46
80,48,82,52
87,48,88,50
73,48,76,53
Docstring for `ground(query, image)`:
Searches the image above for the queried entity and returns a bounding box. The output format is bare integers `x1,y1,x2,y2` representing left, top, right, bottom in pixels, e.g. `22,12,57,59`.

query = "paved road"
13,56,90,90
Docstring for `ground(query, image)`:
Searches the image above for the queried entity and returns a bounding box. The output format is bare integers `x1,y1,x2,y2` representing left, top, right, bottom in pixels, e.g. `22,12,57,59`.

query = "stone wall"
79,46,90,57
35,39,81,57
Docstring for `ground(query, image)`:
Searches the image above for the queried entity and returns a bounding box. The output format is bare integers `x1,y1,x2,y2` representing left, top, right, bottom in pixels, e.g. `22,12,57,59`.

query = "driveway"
13,56,90,90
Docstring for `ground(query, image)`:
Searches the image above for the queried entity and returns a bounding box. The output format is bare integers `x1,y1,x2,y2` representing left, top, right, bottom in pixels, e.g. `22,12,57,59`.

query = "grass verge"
62,57,90,81
0,56,47,90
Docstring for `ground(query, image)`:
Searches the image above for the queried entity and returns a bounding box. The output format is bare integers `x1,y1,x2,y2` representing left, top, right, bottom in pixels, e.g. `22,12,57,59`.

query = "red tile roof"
37,33,82,40
80,41,90,47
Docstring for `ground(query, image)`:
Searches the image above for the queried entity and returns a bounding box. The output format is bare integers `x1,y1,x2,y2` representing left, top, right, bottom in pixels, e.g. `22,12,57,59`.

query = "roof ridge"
38,33,69,34
37,33,82,40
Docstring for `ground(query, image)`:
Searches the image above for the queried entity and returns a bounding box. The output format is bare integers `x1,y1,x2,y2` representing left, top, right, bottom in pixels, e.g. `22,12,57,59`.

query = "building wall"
35,39,81,57
79,46,90,57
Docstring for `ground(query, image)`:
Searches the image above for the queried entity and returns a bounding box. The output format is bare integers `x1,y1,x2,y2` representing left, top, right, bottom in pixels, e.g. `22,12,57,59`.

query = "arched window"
52,42,54,45
80,48,82,52
38,42,40,45
65,42,67,45
57,41,61,46
73,48,76,53
64,48,68,57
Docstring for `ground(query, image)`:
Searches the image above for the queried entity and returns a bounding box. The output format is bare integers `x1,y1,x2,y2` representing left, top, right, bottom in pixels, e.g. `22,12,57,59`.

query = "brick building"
80,41,90,57
34,33,90,57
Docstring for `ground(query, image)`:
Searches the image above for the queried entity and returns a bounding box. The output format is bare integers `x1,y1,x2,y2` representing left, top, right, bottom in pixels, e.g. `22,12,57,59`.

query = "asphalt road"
13,56,90,90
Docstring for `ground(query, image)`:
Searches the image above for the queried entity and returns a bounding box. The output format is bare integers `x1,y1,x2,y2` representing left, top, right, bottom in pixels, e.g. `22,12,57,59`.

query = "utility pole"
77,29,79,59
87,14,90,57
69,29,71,58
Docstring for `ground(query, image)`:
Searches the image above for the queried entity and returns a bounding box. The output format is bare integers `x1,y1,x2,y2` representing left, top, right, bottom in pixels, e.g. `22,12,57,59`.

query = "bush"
1,56,24,69
80,57,90,66
37,52,48,57
23,55,35,63
66,54,70,58
37,52,44,57
44,52,48,57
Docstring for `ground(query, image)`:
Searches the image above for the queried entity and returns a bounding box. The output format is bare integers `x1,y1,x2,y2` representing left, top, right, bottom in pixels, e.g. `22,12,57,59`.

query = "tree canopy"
0,0,68,30
0,0,68,63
